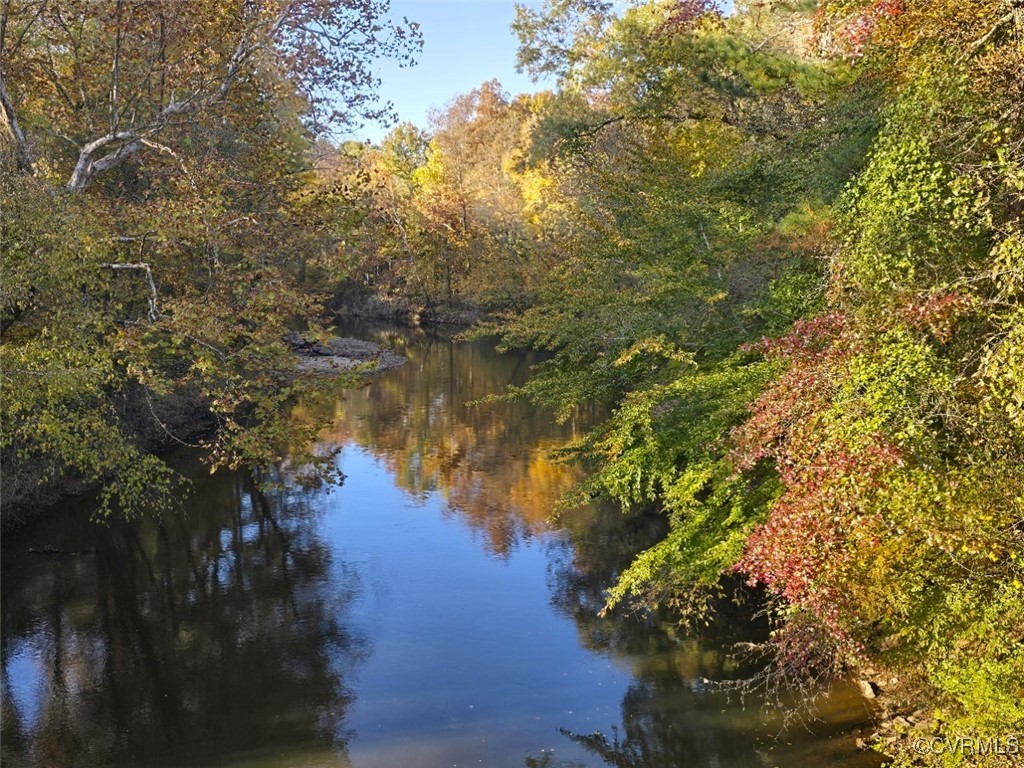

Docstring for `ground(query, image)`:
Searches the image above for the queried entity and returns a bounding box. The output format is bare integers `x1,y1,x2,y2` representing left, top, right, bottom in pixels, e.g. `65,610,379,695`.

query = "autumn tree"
498,0,1024,761
0,0,419,188
410,80,538,303
343,81,547,310
729,1,1024,760
0,0,420,518
491,0,870,429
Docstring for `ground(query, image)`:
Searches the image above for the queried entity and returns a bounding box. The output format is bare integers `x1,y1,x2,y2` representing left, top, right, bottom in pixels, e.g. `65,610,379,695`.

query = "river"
0,324,882,768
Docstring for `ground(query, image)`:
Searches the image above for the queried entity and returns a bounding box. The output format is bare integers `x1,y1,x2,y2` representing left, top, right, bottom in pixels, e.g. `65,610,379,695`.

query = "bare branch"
1,0,46,61
99,262,163,321
110,0,124,134
68,130,137,189
962,11,1014,59
144,389,202,448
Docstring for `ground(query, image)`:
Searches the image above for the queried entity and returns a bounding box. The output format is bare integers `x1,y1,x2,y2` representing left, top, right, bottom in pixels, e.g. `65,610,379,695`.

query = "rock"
858,680,879,700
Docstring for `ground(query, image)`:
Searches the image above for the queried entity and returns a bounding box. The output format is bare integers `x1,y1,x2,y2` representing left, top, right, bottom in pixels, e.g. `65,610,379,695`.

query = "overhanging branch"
100,262,163,321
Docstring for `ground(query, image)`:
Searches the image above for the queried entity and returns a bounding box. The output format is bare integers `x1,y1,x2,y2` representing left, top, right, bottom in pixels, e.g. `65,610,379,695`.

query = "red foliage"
659,0,721,35
896,290,974,343
736,431,900,641
730,310,904,648
733,312,852,471
815,0,904,59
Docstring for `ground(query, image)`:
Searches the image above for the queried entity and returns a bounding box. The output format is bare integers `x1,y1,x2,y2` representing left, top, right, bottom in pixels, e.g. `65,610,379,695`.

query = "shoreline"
287,332,407,374
1,334,406,536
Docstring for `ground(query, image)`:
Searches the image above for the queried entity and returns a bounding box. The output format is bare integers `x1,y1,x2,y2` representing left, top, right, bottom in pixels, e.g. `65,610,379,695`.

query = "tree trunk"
0,73,33,174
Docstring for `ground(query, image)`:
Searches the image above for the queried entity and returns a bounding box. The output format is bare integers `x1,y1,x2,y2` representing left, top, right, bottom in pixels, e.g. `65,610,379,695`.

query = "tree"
730,1,1024,759
0,0,420,189
346,82,546,308
0,0,420,518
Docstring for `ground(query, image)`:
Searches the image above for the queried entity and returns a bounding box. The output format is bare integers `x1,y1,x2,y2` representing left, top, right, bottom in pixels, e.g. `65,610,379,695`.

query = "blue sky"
348,1,551,143
349,0,735,144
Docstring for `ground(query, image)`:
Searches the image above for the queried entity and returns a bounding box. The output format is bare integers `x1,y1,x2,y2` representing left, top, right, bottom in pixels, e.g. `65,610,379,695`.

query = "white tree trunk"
0,73,33,173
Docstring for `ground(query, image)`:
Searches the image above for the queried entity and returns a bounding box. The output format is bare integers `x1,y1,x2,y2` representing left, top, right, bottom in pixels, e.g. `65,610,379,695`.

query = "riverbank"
0,333,406,535
287,332,407,374
325,283,489,329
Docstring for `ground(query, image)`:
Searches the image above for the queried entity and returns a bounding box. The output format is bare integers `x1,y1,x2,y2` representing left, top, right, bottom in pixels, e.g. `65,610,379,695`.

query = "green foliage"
838,95,991,293
477,0,874,629
595,359,784,607
512,0,616,81
0,0,417,517
475,0,1024,761
5,0,1023,760
731,1,1024,759
0,171,338,516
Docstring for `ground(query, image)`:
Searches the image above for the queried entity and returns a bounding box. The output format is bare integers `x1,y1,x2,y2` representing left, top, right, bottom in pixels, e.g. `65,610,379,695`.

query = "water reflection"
2,326,880,768
542,505,877,768
545,661,876,768
1,464,366,768
295,324,597,557
304,324,879,768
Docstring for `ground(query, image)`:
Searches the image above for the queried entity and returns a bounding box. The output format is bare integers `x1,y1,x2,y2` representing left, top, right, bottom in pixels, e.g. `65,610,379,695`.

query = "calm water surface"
1,326,881,768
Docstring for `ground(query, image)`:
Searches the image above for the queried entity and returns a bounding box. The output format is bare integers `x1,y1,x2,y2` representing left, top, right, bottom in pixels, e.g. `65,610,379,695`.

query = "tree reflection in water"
295,323,600,558
1,462,367,768
542,503,879,768
296,325,877,768
3,327,881,768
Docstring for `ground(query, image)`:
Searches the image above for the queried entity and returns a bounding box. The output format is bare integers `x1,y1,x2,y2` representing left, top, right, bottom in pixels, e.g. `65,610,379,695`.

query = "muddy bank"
286,332,407,373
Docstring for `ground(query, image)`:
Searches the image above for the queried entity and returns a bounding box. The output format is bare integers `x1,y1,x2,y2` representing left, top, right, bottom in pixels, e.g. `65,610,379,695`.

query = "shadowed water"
1,325,882,768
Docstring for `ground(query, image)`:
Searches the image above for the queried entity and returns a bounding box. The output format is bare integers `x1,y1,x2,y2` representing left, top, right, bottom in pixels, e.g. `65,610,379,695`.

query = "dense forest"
2,0,1023,765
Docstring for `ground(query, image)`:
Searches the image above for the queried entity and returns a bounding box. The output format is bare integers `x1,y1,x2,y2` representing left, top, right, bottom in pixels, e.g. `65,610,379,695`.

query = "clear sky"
348,0,735,144
347,0,551,144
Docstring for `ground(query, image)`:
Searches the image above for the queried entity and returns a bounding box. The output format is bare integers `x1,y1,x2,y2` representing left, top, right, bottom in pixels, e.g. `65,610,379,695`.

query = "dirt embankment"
285,332,407,373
